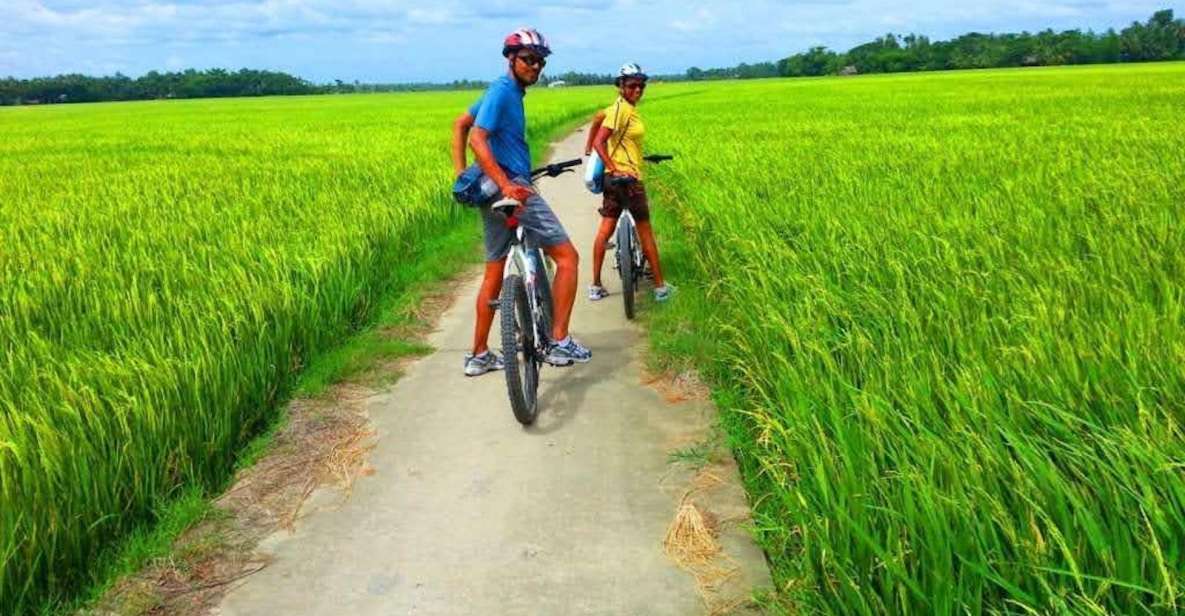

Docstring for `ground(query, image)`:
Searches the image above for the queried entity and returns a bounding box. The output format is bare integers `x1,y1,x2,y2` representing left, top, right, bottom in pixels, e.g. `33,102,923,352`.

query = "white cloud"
0,0,1179,81
407,8,453,24
363,30,407,44
671,7,714,33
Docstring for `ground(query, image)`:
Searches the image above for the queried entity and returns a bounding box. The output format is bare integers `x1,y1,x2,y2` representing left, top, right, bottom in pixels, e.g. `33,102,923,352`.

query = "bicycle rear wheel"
616,219,636,319
501,274,540,425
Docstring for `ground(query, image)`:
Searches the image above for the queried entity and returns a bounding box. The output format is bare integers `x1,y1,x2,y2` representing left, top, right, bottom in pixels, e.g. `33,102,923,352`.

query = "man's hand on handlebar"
502,183,534,203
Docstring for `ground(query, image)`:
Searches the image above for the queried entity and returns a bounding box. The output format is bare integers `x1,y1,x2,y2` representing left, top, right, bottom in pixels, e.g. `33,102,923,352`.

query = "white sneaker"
545,338,592,366
588,285,610,301
463,351,505,376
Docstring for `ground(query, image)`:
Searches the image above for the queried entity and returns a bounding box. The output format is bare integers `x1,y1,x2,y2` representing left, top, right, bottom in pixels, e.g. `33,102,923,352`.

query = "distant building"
547,80,567,88
839,65,858,76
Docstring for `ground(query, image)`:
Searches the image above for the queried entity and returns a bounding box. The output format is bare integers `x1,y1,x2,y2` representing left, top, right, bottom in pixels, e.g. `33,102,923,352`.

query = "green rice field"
642,63,1185,613
0,89,603,612
3,62,1184,614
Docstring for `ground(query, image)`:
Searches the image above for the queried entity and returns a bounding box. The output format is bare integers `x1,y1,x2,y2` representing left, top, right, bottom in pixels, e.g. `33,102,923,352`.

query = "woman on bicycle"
586,63,673,303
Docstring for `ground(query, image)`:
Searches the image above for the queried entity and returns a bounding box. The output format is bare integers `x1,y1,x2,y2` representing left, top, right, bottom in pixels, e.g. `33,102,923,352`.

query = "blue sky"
2,0,1180,82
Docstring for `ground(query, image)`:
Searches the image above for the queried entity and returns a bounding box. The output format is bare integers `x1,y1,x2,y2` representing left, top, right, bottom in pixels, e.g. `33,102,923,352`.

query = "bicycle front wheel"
531,250,554,337
501,274,540,425
616,219,636,320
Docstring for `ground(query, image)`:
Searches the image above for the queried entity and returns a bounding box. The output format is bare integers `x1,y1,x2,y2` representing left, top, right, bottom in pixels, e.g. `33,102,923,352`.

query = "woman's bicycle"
491,158,582,425
612,154,673,320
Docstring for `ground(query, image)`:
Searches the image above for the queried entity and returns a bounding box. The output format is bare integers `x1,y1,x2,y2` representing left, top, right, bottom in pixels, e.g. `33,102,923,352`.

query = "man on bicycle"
451,27,592,377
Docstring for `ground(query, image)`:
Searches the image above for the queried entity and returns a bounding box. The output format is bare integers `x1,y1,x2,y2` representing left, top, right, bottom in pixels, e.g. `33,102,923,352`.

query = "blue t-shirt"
468,75,530,179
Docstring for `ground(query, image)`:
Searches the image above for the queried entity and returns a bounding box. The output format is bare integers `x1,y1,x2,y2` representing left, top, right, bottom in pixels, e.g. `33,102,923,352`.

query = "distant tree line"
544,9,1184,84
3,9,1181,105
539,71,615,86
688,9,1185,80
0,67,494,105
0,68,322,105
328,78,489,93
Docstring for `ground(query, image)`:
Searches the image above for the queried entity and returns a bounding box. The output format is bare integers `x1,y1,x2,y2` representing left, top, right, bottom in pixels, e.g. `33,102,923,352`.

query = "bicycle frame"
490,156,579,425
503,228,551,353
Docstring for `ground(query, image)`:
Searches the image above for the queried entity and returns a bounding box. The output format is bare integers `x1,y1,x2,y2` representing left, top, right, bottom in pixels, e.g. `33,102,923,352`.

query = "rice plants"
642,63,1185,613
0,87,603,612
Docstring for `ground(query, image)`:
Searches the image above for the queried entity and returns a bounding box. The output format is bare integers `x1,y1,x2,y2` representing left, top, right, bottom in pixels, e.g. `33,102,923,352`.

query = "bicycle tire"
616,218,636,319
501,274,540,425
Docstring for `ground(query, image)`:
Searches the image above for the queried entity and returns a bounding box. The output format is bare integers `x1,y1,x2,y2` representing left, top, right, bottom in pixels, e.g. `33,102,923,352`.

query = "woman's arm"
452,112,475,176
584,111,606,156
591,125,623,176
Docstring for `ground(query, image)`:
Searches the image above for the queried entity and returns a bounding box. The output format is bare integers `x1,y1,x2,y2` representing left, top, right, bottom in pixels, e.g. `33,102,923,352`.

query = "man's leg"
472,204,512,358
635,222,665,288
472,259,506,355
628,185,665,289
543,241,579,341
591,217,616,287
512,177,588,361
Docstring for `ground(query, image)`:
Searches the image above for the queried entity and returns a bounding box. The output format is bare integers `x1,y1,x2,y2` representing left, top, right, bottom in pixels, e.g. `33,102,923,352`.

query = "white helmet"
616,63,648,83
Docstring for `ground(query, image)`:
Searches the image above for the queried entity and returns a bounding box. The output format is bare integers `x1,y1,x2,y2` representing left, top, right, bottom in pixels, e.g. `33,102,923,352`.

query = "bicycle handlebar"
527,154,671,182
492,158,583,216
530,158,583,179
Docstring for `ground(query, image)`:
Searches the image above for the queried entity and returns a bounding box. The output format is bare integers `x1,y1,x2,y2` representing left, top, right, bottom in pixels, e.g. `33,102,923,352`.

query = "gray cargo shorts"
479,176,570,262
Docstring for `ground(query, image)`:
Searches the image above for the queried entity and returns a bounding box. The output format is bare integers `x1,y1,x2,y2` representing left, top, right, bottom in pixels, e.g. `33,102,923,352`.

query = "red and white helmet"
502,27,551,58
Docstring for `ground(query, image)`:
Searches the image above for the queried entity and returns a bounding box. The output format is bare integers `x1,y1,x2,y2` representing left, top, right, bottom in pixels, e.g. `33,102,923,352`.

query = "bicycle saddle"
491,197,520,216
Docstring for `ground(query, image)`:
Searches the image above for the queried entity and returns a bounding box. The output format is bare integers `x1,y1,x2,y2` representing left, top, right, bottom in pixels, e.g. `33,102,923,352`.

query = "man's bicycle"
612,154,673,320
491,158,582,425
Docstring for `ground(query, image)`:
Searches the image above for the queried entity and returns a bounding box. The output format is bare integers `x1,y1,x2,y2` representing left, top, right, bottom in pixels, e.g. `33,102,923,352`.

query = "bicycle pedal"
487,299,500,308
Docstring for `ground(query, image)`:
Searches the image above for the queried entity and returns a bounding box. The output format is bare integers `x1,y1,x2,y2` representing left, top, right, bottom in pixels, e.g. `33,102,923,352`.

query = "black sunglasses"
516,54,546,68
622,82,646,91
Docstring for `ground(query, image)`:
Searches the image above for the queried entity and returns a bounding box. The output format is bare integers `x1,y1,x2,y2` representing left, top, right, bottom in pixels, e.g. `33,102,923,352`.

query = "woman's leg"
635,221,664,288
591,216,617,287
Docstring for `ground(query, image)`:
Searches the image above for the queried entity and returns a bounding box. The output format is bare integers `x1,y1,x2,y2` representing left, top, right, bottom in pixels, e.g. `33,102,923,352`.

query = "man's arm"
452,112,475,177
470,127,533,201
584,110,606,156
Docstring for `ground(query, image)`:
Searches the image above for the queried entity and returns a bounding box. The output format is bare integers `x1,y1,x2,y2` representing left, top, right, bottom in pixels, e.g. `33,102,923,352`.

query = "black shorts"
599,180,650,222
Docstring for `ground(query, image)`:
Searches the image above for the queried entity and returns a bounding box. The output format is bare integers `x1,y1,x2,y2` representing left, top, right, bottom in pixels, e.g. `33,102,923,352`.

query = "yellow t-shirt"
602,97,645,179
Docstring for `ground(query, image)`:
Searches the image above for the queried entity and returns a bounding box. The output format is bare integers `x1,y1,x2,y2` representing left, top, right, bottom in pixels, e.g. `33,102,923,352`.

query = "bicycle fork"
503,238,549,351
614,213,644,275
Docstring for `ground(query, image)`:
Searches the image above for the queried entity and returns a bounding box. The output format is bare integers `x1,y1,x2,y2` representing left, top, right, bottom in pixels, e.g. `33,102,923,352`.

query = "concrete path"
218,129,771,615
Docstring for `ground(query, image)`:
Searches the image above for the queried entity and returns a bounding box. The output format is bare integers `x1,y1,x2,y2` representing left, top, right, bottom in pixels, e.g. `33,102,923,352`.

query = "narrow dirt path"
217,128,770,615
